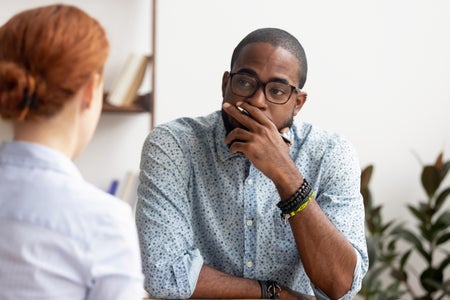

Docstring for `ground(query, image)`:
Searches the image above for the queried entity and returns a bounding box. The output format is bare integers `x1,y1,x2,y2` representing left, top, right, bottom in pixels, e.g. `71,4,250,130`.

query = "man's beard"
221,109,294,136
221,109,241,136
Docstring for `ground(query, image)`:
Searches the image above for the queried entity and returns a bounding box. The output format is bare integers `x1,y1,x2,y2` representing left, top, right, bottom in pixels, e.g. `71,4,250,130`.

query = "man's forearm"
191,264,261,299
191,265,316,300
272,166,357,299
289,200,357,299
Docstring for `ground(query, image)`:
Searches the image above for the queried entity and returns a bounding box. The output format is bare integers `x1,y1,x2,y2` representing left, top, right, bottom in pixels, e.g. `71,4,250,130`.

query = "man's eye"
238,79,253,89
269,87,288,96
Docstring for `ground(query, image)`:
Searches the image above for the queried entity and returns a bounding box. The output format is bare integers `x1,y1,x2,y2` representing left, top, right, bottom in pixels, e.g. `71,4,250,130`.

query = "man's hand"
222,102,295,185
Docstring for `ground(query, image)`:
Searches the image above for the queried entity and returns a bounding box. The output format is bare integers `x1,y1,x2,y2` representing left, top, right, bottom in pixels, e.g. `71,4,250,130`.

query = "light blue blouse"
0,141,144,300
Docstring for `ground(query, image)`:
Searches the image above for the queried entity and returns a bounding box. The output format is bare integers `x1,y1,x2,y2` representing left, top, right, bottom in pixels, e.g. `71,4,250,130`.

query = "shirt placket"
243,164,257,278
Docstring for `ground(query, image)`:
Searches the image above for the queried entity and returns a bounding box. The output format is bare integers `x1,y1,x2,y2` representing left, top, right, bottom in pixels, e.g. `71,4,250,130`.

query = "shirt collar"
0,141,83,180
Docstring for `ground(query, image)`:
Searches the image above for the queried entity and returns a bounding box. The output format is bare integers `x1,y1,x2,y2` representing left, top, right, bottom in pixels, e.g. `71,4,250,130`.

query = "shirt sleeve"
310,134,369,298
135,126,204,299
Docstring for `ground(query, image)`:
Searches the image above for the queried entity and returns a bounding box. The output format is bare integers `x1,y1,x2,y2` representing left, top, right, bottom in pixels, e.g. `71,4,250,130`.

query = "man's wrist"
258,280,281,299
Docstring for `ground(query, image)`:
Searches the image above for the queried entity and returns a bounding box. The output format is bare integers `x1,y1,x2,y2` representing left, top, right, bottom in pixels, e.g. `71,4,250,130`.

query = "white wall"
155,0,450,222
1,0,450,220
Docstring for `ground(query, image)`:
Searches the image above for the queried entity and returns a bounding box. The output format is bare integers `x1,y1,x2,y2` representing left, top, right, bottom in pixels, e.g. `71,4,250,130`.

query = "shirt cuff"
172,248,204,297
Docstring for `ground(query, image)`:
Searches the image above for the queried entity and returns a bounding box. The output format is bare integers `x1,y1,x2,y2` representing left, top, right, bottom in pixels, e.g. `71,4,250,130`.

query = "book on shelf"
107,179,119,195
106,53,150,107
108,171,140,212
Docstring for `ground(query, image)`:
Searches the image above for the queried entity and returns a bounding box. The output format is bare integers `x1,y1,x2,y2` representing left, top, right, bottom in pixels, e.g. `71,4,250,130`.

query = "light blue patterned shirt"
136,111,368,299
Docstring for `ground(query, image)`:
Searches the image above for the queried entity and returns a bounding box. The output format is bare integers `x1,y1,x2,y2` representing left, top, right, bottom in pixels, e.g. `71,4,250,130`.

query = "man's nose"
246,85,267,108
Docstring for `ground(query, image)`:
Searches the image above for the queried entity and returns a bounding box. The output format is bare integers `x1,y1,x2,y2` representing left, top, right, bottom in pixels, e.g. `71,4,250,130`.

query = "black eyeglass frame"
229,72,301,105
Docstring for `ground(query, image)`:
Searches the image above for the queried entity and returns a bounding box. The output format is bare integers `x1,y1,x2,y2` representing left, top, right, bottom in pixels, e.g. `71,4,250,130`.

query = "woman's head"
0,4,109,122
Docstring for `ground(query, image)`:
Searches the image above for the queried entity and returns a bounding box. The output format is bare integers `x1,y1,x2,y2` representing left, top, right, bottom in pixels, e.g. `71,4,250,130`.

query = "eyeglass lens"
231,73,294,104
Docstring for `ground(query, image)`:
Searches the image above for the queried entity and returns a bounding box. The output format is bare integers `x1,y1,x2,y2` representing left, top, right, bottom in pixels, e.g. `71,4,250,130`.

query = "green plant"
359,152,450,300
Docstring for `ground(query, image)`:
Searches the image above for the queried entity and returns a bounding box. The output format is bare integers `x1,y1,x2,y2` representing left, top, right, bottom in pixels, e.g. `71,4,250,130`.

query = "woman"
0,4,143,299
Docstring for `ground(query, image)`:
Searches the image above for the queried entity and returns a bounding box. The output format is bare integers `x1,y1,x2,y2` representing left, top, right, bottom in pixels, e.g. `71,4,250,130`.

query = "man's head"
230,28,307,89
222,28,308,134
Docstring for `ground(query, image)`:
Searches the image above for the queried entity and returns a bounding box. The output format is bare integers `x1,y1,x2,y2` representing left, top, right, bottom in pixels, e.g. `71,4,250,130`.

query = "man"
136,28,368,299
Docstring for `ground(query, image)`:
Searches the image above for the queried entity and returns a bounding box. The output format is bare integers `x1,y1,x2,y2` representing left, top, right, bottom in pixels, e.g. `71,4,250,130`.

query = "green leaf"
362,188,372,208
419,223,434,242
366,236,378,268
385,282,406,300
422,165,441,198
393,228,430,261
420,201,436,218
439,161,450,181
436,232,450,246
438,255,450,272
408,204,427,223
432,211,450,231
400,249,412,269
435,187,450,211
380,220,397,234
387,239,397,251
361,165,373,189
420,267,443,293
390,268,407,281
393,228,421,247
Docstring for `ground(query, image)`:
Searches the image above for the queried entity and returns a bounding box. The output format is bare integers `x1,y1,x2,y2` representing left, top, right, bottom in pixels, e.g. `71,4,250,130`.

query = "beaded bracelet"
280,191,315,223
276,179,312,214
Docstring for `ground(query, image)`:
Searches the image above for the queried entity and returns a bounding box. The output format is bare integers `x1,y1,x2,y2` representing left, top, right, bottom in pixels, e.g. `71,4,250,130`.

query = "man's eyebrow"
270,77,290,85
235,68,257,76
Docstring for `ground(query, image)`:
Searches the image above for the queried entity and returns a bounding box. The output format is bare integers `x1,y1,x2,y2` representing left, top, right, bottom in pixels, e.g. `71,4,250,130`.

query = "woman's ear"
293,91,307,116
80,73,101,109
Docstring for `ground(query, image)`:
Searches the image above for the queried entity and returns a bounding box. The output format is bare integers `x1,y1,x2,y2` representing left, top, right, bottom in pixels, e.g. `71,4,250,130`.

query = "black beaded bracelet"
276,179,312,214
258,280,281,299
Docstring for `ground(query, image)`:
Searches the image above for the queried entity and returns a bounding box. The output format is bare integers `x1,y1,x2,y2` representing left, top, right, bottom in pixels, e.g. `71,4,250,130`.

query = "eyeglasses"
229,72,301,105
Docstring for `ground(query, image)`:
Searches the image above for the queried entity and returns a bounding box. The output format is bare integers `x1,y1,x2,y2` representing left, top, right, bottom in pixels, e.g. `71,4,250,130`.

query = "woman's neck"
13,101,80,159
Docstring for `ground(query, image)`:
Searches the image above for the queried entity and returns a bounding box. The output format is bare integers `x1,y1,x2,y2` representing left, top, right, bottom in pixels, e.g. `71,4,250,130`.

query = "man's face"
221,42,307,134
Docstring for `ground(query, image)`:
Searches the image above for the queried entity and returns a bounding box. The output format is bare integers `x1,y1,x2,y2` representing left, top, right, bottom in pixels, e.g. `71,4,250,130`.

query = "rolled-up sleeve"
307,133,369,298
135,126,204,298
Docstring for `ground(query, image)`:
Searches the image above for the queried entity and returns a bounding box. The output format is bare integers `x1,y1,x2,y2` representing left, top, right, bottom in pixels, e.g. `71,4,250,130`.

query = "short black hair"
230,28,308,89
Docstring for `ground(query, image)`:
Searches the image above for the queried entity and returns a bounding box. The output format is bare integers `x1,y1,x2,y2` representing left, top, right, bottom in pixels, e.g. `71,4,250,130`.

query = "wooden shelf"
102,92,152,113
100,0,156,129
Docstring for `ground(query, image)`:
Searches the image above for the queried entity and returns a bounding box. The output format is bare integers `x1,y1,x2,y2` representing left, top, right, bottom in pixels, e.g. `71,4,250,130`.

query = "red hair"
0,4,109,121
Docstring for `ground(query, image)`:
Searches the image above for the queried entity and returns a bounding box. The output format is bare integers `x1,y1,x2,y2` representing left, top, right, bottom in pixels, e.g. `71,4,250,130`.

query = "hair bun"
0,61,31,119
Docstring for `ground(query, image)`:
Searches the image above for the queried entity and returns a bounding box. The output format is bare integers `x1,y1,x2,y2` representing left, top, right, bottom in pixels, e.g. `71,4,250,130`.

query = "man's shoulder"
146,111,222,149
155,111,221,135
294,122,355,152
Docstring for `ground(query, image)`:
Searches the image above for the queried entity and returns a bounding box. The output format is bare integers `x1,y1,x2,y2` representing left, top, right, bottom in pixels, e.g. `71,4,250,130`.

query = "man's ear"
221,71,230,98
293,91,307,116
80,74,101,109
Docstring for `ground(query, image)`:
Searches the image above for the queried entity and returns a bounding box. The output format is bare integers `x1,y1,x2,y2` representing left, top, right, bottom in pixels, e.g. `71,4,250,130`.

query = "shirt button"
246,220,253,226
247,179,253,185
246,261,253,268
